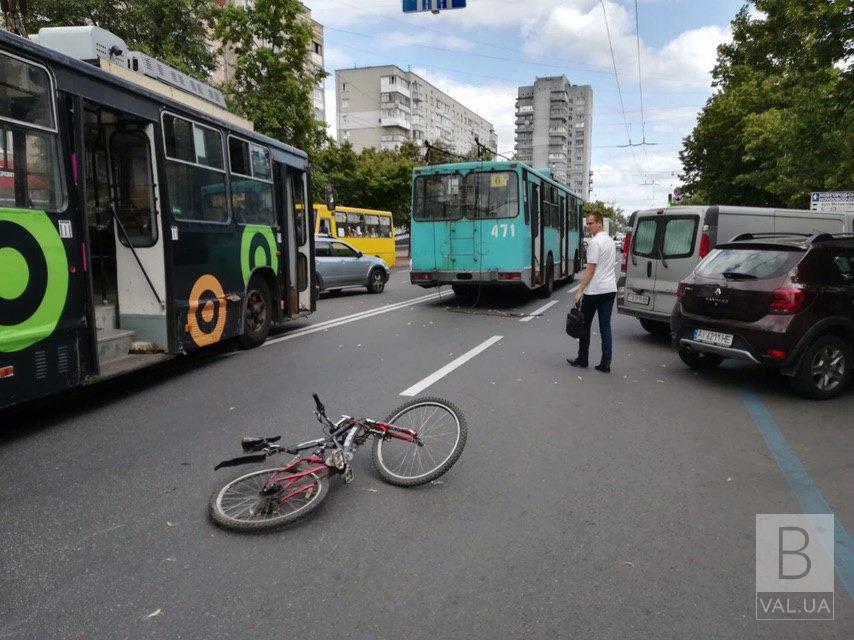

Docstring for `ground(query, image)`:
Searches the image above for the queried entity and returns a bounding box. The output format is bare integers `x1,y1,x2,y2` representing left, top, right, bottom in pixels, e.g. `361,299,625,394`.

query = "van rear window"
632,218,657,257
696,248,801,279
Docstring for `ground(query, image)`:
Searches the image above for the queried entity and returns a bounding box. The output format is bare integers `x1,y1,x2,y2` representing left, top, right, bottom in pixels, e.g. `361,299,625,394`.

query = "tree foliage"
680,0,853,208
583,199,627,230
24,0,216,78
211,0,327,156
311,140,423,227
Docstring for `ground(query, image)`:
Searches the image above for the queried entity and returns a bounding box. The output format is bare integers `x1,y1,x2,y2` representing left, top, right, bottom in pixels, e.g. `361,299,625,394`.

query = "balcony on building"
550,90,568,102
381,109,411,130
309,51,323,68
516,103,534,114
380,75,411,99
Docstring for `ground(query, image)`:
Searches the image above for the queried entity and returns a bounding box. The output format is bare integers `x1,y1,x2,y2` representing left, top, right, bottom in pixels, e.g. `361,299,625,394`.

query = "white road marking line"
519,300,559,322
263,290,452,346
399,335,503,397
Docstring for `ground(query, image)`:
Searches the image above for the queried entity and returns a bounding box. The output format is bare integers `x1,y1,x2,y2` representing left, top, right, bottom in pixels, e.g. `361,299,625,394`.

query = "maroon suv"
671,233,854,399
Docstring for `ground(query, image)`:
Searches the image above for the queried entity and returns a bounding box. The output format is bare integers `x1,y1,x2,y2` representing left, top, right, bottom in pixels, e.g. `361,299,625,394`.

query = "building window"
341,98,349,108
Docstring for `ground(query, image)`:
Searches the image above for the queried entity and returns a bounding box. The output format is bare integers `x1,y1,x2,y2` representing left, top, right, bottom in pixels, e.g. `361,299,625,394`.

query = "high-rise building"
336,65,497,155
514,76,592,199
210,1,326,123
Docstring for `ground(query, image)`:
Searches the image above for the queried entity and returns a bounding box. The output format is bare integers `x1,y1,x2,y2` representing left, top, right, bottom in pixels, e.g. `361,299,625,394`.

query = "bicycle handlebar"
312,393,325,415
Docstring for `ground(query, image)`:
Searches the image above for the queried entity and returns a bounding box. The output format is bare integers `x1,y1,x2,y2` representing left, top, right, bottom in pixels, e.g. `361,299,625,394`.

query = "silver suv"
314,237,390,294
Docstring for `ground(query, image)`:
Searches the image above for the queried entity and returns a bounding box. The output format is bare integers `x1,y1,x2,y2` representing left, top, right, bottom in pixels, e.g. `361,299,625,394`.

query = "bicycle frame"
255,415,421,497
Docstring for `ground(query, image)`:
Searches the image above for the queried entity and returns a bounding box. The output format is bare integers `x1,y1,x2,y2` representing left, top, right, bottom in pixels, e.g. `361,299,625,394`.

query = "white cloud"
411,68,518,152
382,31,474,51
523,1,731,89
591,148,683,213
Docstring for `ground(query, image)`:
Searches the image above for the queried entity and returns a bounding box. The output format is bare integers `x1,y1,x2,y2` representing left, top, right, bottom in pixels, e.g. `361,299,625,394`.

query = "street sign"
811,191,854,213
403,0,466,14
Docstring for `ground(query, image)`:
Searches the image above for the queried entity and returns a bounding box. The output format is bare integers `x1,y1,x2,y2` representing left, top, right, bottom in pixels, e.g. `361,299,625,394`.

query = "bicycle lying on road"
209,394,467,531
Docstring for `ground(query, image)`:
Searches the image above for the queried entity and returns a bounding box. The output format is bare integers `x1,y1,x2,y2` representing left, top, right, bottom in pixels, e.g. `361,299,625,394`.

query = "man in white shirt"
568,211,618,373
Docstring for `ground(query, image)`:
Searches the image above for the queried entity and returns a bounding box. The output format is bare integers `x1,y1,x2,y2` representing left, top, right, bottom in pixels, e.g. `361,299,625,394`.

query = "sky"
302,0,747,214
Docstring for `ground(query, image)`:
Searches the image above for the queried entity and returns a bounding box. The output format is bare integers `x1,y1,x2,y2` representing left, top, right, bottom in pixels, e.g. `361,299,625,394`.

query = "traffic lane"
411,306,850,638
307,266,422,324
0,286,546,638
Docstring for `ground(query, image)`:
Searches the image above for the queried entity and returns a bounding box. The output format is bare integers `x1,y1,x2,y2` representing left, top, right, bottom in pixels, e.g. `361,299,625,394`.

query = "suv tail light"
769,286,806,314
676,281,685,301
698,233,711,258
620,231,632,272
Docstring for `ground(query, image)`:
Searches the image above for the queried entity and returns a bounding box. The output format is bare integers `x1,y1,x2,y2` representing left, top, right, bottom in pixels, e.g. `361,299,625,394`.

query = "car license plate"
693,329,733,347
626,292,650,305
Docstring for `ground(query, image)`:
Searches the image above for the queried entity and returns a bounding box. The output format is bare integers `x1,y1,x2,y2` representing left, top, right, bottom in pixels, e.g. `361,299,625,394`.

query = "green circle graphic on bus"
240,225,279,286
0,209,69,353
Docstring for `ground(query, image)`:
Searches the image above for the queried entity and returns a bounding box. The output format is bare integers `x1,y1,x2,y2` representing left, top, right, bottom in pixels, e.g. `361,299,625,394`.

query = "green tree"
24,0,216,78
212,0,327,155
583,200,627,231
680,0,853,208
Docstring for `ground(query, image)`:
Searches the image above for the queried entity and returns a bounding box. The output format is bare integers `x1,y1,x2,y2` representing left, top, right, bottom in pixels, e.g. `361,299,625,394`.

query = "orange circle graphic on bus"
188,274,226,347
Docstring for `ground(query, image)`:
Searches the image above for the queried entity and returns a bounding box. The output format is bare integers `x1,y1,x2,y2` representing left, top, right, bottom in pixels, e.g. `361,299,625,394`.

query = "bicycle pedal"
342,466,354,484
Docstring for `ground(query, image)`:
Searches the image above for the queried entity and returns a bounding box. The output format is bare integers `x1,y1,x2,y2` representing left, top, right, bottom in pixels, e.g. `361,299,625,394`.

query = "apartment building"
210,1,326,122
336,65,497,155
515,76,592,199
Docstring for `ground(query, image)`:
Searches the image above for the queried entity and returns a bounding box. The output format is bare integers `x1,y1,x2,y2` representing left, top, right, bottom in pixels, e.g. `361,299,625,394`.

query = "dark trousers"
576,292,616,366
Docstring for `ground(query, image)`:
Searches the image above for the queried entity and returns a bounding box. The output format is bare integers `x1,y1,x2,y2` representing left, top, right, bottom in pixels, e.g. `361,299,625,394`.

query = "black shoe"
595,363,611,373
567,358,588,368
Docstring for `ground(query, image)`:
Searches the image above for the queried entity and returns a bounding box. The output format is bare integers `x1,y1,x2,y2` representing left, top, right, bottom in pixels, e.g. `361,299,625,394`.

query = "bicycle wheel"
209,467,329,531
372,397,467,487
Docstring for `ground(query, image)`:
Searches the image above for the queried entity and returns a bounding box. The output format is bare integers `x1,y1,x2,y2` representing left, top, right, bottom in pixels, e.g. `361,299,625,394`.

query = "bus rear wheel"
538,260,554,298
239,279,272,349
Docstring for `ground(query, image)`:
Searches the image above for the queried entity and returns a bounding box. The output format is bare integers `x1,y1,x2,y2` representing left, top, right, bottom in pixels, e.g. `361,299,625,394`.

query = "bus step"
95,304,117,331
97,328,136,366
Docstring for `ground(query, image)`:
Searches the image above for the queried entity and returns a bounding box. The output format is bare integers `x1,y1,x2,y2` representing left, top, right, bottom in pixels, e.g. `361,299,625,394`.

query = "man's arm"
574,262,597,303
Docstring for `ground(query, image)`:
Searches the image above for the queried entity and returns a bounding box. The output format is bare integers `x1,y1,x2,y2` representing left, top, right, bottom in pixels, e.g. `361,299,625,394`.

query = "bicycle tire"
372,396,467,487
209,467,329,531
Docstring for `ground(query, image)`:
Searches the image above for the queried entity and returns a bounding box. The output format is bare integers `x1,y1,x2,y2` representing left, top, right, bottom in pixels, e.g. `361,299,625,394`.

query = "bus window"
290,169,308,246
346,212,364,237
466,171,518,219
317,215,331,235
412,173,465,220
334,211,347,236
0,53,64,211
364,214,380,237
378,216,391,238
109,130,157,246
163,113,227,223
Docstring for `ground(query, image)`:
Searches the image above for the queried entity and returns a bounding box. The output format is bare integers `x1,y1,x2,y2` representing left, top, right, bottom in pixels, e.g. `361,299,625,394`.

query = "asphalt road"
1,268,851,639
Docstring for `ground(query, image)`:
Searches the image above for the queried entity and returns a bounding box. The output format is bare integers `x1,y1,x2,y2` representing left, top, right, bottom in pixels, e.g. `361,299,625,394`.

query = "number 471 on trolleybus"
409,161,584,297
0,26,315,410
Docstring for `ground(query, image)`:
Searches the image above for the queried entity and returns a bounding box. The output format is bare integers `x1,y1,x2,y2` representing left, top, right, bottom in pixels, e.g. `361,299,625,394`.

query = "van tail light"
768,286,806,314
620,231,632,272
698,233,711,258
676,282,686,301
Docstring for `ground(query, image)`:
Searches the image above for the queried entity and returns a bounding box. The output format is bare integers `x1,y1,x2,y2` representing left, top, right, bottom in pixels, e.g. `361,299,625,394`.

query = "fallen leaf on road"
577,376,583,381
656,379,665,383
147,609,162,618
366,488,378,493
623,561,635,568
726,477,732,482
166,521,176,528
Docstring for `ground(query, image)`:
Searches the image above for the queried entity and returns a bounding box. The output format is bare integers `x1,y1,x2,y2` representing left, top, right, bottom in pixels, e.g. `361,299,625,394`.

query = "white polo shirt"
585,231,617,295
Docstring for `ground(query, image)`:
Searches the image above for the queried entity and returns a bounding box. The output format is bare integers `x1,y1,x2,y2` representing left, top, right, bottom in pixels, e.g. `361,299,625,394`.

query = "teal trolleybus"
0,28,314,410
409,161,584,297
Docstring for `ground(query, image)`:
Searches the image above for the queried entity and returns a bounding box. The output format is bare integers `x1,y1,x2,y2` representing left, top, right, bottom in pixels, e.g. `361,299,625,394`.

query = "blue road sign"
403,0,466,14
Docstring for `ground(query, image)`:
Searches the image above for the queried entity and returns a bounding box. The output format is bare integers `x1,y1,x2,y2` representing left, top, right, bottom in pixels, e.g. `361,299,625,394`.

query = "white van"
617,205,854,333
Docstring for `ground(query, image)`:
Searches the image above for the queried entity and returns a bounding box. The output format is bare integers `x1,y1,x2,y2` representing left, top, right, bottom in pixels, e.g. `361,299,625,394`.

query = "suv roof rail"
811,232,854,244
729,232,811,242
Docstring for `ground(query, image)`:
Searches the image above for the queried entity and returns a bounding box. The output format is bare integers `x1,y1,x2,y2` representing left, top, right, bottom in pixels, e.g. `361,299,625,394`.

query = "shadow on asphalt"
427,278,576,315
0,342,240,442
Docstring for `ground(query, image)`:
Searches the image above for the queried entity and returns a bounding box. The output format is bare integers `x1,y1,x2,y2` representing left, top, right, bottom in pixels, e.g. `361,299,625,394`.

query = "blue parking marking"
741,390,853,597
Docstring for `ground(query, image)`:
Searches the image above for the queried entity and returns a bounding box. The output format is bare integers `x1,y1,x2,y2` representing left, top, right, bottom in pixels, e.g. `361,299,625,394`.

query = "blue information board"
403,0,466,13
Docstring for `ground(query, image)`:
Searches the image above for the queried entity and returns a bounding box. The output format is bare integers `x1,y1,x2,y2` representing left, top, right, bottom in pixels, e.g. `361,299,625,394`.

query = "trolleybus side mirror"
324,184,337,212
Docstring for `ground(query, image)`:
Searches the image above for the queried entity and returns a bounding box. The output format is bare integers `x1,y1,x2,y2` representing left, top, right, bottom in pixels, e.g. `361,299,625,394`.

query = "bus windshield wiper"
722,271,757,280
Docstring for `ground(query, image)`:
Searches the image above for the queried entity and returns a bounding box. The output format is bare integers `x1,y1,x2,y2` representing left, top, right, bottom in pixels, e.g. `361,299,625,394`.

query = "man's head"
586,211,604,235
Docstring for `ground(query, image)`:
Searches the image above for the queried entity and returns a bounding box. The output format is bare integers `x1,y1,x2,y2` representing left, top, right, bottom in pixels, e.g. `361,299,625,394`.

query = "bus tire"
238,278,272,349
538,258,554,298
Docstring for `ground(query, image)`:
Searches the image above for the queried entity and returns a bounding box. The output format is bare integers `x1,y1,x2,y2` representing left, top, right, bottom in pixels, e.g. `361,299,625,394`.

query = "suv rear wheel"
791,334,851,400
